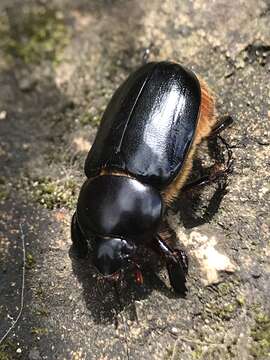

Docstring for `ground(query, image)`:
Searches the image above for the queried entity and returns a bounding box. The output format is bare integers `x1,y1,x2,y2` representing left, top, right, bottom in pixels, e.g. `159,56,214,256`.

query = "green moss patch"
31,327,48,336
0,340,16,360
79,111,101,127
29,177,77,210
26,253,36,269
204,301,238,321
251,313,270,359
0,5,69,64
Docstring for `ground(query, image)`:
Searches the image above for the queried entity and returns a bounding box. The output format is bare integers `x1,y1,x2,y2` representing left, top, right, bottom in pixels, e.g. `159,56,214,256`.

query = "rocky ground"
0,0,269,359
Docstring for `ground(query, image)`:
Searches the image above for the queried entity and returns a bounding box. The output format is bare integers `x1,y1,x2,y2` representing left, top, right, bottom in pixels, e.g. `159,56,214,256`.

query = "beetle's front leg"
152,224,188,295
157,236,188,295
71,212,88,259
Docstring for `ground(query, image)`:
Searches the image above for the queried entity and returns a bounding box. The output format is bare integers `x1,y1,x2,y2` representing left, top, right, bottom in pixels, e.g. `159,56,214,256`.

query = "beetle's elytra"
71,61,233,294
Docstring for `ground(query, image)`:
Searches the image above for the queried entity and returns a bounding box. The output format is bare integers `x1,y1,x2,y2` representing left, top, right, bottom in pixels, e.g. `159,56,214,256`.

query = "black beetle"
71,61,233,294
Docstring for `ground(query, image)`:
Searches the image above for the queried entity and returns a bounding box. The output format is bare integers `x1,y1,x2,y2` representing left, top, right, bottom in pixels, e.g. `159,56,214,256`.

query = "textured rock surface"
0,1,269,359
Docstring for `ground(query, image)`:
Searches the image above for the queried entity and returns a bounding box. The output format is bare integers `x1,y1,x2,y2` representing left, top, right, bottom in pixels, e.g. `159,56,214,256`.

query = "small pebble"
0,111,7,120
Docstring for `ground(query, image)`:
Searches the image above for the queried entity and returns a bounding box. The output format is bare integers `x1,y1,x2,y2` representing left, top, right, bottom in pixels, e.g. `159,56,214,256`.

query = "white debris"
169,215,237,285
72,136,91,153
0,111,7,120
189,230,236,285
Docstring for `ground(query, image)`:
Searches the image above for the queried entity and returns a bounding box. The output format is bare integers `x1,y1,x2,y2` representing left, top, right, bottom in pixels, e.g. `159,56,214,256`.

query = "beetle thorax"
76,175,163,241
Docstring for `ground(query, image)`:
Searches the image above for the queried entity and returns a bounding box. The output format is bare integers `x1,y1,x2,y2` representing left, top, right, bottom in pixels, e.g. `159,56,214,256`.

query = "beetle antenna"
113,282,130,360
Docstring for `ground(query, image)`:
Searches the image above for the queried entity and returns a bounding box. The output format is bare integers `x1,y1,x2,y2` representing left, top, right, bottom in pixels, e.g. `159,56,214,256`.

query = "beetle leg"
182,162,232,191
153,232,188,295
71,212,88,258
183,134,234,191
166,248,188,295
209,115,233,138
133,263,144,286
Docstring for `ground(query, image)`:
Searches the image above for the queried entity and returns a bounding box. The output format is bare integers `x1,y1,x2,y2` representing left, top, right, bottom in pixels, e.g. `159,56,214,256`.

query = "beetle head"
93,236,136,277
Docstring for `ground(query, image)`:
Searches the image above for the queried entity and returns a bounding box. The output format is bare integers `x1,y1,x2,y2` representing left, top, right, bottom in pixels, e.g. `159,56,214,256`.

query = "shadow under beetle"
71,61,233,295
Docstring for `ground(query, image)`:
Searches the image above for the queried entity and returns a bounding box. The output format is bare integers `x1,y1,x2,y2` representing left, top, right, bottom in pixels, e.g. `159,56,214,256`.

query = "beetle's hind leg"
208,115,234,176
183,125,234,192
71,212,88,259
182,138,233,191
209,115,233,138
152,222,188,295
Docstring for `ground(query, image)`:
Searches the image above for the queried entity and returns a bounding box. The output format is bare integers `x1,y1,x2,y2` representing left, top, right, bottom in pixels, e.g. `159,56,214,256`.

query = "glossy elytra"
71,61,233,294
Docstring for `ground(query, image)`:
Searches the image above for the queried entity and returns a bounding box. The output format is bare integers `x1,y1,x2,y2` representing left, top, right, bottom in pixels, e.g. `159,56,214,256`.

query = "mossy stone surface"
0,0,269,359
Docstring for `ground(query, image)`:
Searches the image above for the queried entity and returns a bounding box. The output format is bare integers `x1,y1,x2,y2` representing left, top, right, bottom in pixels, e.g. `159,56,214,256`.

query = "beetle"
71,61,233,294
